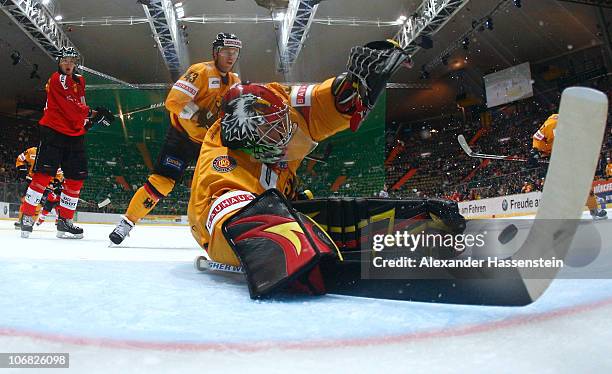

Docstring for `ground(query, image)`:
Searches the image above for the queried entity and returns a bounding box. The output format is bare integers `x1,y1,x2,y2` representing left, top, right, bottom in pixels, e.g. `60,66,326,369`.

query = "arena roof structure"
0,0,609,117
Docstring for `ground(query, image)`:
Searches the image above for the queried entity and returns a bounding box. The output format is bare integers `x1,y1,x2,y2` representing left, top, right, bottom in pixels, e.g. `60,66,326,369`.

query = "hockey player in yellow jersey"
530,113,607,220
188,40,414,298
16,147,64,186
109,33,242,244
15,146,37,228
15,147,64,228
531,113,558,156
16,146,37,180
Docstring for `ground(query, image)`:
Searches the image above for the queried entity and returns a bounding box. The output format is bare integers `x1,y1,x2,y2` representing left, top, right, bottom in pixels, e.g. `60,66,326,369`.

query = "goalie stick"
194,256,244,274
325,88,607,305
457,134,548,163
504,87,607,303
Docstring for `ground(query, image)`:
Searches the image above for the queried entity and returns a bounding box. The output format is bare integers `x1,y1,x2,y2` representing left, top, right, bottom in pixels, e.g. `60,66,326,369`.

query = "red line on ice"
2,296,612,352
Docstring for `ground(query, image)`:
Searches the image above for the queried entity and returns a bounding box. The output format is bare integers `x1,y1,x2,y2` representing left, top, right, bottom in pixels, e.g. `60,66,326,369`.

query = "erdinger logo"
212,155,237,173
230,215,305,256
502,199,508,211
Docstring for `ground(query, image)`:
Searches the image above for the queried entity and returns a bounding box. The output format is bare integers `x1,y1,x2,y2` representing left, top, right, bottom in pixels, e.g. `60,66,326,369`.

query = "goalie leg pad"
291,197,466,252
222,189,339,298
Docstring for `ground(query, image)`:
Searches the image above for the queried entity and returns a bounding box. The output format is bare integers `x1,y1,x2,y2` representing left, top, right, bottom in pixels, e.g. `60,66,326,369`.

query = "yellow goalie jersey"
532,113,558,156
165,61,240,143
188,78,350,266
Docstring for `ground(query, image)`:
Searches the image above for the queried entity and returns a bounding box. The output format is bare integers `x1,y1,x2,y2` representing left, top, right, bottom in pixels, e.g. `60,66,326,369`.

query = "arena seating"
385,87,612,202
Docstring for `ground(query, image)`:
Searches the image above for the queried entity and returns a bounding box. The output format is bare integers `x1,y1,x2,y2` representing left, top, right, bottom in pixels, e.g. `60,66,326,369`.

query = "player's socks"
124,184,161,224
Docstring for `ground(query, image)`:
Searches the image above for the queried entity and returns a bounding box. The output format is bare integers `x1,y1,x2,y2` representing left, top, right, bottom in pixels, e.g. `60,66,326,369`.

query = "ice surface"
1,213,611,373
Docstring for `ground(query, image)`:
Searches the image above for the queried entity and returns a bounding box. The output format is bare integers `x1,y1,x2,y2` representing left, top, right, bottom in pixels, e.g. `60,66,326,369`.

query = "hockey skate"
590,208,608,220
56,217,84,239
14,221,21,230
20,215,34,238
109,216,134,245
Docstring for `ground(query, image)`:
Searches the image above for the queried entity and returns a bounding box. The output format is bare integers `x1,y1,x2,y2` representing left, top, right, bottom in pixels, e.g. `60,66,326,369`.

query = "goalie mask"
220,84,316,164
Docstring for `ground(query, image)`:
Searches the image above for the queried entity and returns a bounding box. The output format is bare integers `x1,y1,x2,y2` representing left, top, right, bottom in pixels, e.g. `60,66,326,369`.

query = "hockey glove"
51,178,63,196
16,165,29,180
91,106,115,127
195,109,216,129
527,149,541,168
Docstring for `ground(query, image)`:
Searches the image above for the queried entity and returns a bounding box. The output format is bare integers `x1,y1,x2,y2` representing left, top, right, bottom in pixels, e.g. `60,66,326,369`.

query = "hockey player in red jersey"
19,47,115,238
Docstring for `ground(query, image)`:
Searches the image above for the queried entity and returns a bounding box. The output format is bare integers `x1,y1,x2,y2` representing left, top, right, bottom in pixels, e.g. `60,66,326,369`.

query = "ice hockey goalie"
187,40,465,298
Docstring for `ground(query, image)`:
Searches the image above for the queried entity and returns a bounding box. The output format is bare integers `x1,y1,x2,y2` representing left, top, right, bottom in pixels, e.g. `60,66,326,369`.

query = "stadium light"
274,12,285,21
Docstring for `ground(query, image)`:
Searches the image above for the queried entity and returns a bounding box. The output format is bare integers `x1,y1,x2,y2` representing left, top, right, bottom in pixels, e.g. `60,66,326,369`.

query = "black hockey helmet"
212,33,242,53
56,47,81,76
57,47,80,61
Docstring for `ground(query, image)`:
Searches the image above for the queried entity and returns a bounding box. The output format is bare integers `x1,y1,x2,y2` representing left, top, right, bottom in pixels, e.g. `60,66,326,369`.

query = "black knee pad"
153,126,201,181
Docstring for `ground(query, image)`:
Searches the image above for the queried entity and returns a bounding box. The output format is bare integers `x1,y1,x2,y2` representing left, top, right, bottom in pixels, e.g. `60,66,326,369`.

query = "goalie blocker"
219,189,465,299
222,189,340,299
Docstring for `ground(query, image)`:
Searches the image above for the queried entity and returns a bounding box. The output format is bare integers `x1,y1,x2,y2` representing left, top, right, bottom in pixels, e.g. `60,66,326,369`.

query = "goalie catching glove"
334,39,411,131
